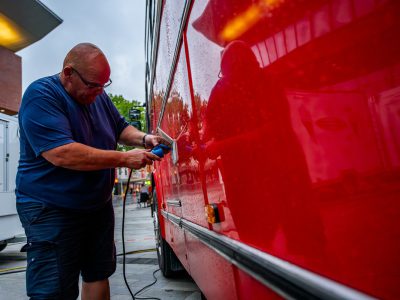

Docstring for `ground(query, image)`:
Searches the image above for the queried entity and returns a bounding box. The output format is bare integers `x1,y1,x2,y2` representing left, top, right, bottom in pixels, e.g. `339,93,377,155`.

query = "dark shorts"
17,200,116,300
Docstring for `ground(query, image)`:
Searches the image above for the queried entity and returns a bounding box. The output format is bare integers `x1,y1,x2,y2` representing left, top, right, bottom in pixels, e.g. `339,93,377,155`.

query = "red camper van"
144,0,400,298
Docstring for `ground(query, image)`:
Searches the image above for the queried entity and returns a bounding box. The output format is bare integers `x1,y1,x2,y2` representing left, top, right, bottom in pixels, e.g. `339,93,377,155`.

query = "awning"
0,0,62,52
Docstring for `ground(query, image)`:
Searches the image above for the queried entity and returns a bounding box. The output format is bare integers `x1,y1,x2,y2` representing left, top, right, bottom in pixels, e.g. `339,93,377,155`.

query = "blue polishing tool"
151,144,171,158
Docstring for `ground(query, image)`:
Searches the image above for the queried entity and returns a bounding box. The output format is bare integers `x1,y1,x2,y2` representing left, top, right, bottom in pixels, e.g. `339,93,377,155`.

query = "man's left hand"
144,134,171,150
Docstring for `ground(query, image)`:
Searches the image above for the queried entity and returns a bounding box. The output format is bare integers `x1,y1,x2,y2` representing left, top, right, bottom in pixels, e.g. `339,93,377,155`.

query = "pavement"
0,196,201,299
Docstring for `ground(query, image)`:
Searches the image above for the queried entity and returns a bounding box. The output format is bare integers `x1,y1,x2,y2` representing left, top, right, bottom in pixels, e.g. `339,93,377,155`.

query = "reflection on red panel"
152,0,186,128
160,47,192,140
152,82,163,128
158,38,210,229
181,0,400,298
286,90,380,183
371,87,400,169
156,0,186,90
152,0,400,298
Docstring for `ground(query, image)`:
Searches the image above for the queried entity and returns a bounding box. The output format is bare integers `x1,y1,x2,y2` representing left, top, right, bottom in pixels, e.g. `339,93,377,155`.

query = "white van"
0,113,23,251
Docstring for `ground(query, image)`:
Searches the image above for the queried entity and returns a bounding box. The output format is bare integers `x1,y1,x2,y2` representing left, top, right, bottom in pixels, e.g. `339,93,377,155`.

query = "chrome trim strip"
167,200,182,207
146,0,163,110
161,210,375,300
157,0,193,129
161,210,181,227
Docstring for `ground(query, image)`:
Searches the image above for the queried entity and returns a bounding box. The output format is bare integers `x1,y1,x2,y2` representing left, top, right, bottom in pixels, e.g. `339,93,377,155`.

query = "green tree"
109,93,147,150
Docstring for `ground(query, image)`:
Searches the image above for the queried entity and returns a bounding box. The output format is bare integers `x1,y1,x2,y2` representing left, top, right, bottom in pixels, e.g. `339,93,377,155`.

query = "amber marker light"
205,204,221,224
220,0,285,42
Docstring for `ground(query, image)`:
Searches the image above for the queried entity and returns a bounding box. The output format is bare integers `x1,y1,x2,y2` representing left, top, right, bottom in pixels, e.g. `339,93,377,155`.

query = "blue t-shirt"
16,74,129,210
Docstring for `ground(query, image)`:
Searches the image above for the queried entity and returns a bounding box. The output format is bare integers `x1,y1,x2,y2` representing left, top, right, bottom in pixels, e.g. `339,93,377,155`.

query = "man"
139,184,150,207
16,43,166,299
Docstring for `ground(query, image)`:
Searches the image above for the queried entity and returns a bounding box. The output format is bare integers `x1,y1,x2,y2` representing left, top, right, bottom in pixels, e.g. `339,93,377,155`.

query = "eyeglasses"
71,67,112,89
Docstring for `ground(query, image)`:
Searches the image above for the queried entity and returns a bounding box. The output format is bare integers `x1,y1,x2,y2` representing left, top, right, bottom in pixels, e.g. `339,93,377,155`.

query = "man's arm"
41,142,160,171
118,125,146,147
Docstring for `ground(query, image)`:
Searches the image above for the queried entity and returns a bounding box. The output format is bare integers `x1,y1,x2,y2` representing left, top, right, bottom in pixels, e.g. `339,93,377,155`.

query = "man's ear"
62,66,73,77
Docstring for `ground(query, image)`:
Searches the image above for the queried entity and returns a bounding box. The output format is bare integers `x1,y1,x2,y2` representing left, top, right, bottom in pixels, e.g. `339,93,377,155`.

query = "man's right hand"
123,149,161,169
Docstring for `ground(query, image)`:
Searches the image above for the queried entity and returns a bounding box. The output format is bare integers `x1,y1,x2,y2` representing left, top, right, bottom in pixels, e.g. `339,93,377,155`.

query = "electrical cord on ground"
0,266,26,275
117,248,156,256
133,269,161,300
122,168,161,300
122,169,135,299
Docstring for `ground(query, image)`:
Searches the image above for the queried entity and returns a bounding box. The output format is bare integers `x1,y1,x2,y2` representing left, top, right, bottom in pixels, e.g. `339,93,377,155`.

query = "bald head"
60,43,111,104
63,43,109,72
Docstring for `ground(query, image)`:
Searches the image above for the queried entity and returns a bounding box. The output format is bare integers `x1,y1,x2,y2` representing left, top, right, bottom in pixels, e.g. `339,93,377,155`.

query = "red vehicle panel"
145,0,400,299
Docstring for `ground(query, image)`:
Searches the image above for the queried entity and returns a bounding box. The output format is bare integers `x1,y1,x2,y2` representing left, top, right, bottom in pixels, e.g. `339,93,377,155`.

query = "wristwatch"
142,134,148,148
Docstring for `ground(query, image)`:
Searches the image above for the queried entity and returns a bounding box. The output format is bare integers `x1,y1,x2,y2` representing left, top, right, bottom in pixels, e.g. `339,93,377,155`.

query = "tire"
153,191,184,277
0,242,7,252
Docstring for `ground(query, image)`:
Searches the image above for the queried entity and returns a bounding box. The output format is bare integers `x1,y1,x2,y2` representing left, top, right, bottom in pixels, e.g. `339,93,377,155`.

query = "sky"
17,0,146,103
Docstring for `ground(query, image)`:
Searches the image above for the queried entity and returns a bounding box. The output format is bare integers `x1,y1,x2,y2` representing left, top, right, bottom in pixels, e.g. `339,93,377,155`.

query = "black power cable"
122,168,161,300
133,269,161,300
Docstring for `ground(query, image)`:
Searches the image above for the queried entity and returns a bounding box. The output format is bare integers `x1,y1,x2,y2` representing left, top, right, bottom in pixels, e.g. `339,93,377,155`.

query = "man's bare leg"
81,279,110,300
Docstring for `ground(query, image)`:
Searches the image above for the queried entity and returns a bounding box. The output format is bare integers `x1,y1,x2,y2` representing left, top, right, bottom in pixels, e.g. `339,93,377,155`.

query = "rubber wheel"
0,242,7,252
153,191,183,277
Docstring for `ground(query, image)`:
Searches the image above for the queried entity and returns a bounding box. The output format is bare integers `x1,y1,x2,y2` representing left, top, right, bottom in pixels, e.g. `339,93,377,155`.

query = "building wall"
0,46,21,115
